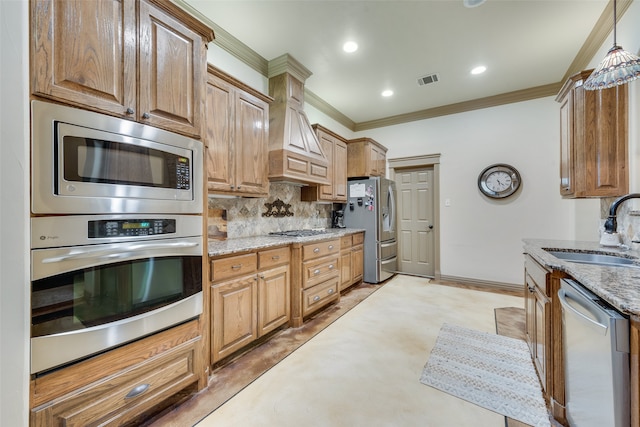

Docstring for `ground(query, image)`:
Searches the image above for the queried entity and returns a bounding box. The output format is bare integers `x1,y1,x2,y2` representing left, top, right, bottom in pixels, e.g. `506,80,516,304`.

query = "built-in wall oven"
30,215,203,375
29,100,205,375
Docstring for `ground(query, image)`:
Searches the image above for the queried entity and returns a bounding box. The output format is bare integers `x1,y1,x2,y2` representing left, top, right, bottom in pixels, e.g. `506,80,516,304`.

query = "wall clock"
477,163,521,199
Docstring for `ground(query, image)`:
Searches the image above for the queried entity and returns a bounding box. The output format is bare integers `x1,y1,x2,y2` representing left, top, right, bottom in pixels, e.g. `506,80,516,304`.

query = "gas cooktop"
268,229,328,237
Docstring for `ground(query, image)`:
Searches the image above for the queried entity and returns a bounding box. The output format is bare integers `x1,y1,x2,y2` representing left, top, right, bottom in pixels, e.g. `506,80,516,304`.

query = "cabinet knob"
313,295,320,301
328,245,334,250
327,289,334,295
142,112,150,119
125,107,134,115
329,264,334,270
313,248,320,253
230,185,235,189
125,383,150,399
314,269,321,275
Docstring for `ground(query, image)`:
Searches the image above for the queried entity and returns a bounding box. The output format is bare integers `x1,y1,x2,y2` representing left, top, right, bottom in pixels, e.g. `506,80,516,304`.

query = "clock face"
478,164,521,199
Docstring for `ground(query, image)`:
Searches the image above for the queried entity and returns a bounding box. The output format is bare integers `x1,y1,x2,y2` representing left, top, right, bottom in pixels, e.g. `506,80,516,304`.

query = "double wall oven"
30,101,204,375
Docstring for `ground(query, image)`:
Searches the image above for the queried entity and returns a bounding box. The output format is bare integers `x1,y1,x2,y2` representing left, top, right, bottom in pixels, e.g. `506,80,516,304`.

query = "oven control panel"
88,219,176,238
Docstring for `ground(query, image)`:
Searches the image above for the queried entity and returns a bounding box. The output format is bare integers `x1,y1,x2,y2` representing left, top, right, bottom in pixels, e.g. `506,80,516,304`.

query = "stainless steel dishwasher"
559,279,630,427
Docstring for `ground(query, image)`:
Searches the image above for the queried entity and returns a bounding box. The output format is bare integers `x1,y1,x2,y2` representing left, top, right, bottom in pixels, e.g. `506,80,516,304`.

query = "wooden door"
205,74,234,192
333,140,348,201
138,0,204,137
257,265,290,337
210,275,257,362
31,0,136,116
234,90,269,196
396,167,435,277
317,132,335,200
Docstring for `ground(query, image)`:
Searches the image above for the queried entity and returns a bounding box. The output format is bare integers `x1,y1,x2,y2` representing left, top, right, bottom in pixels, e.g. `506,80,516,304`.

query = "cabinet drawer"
525,255,549,295
302,277,339,316
352,232,364,245
340,235,352,250
31,340,199,427
303,256,339,289
211,253,257,282
302,239,340,261
258,246,290,269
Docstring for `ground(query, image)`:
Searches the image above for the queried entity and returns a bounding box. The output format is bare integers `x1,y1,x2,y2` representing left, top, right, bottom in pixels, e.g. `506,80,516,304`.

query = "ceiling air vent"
417,73,440,86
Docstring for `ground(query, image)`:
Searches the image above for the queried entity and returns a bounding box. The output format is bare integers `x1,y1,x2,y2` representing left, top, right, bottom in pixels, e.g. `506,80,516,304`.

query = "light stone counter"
523,239,640,316
208,228,365,258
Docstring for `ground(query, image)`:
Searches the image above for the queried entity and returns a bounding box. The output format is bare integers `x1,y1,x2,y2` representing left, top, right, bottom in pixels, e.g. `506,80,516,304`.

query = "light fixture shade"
583,45,640,90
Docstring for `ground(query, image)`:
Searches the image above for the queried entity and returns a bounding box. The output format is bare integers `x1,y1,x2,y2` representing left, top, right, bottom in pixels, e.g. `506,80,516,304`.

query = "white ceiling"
184,0,611,126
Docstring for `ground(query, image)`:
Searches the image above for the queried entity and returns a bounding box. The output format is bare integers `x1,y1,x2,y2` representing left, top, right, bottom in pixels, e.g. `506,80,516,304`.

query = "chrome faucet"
603,193,640,234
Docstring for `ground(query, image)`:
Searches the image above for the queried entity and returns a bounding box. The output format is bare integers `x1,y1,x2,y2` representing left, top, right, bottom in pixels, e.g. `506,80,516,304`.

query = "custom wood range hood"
267,54,330,186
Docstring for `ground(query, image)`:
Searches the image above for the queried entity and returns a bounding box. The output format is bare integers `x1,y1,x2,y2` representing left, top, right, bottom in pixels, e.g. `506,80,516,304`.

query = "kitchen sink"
545,250,639,268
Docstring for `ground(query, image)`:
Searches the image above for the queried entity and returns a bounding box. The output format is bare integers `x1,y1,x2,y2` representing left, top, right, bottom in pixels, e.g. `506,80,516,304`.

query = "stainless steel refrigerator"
343,177,397,283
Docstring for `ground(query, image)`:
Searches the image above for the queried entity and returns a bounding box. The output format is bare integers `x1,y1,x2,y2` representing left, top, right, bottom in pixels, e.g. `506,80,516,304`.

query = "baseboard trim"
436,275,523,297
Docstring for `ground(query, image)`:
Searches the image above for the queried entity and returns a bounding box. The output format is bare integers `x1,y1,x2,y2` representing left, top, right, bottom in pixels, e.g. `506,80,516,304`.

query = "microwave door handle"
41,241,200,264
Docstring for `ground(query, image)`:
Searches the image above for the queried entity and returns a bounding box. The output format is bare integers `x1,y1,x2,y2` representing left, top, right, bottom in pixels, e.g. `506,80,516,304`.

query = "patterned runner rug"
420,323,550,427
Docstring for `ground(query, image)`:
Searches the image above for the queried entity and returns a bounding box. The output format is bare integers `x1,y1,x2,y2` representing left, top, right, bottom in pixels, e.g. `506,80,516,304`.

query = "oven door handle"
41,241,200,264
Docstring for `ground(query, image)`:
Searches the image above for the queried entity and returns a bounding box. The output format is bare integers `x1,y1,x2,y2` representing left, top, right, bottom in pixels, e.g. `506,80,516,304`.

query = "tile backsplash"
207,183,334,238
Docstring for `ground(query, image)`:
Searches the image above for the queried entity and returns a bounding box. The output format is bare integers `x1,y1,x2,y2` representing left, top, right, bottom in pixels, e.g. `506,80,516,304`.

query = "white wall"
0,0,30,425
354,98,597,285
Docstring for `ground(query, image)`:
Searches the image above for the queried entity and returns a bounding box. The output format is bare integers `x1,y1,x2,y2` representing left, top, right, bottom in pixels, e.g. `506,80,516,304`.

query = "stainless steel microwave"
31,100,203,214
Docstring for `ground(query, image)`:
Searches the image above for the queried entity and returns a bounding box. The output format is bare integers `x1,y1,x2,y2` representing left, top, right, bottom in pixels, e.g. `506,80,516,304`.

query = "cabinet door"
257,265,290,337
333,140,348,201
376,149,386,177
533,286,549,393
32,0,136,116
234,90,270,196
368,144,379,176
351,244,364,283
211,275,257,363
317,132,335,201
339,249,352,291
558,91,573,196
138,0,204,138
205,74,234,192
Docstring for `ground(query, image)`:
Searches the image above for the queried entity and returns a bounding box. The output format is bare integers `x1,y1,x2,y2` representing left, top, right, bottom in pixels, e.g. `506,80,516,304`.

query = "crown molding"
304,89,356,131
179,0,629,132
354,83,562,131
562,0,633,82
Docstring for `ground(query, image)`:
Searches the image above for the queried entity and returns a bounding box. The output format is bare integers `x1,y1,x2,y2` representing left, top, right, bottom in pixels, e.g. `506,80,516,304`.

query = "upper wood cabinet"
346,137,388,178
300,124,348,202
556,69,628,198
31,0,213,138
205,66,271,197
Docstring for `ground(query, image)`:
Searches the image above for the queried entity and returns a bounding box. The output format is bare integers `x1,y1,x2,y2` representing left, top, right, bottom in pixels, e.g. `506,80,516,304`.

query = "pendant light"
583,0,640,90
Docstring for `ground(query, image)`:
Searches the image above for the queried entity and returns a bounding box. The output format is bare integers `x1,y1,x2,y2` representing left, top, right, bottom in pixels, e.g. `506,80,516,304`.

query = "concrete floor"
190,275,524,427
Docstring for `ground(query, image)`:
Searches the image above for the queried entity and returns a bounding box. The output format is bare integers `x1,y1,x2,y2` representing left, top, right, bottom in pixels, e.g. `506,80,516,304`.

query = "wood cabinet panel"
210,253,257,282
210,274,258,362
346,137,388,178
302,256,339,289
301,277,339,317
31,0,211,138
205,66,271,197
556,69,628,198
300,125,348,202
302,239,340,261
258,265,290,337
258,246,290,269
351,243,364,284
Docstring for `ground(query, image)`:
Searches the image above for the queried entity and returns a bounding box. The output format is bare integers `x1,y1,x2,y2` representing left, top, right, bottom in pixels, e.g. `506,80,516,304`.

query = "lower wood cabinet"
210,246,290,364
340,232,364,291
30,320,203,427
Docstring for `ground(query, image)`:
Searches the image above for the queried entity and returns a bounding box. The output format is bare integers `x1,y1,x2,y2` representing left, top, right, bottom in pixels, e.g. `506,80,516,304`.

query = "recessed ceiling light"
381,90,394,97
343,41,358,53
464,0,486,8
471,65,487,75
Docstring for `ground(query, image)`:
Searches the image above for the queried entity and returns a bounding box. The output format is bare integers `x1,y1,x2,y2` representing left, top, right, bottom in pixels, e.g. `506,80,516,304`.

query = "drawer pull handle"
272,255,280,260
231,264,242,270
328,245,334,250
313,248,320,253
327,289,334,295
125,383,150,399
329,264,334,269
313,295,320,301
314,269,321,275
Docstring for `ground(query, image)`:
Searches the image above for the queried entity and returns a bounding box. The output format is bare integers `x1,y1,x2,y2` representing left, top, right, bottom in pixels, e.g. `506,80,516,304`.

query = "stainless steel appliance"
31,100,203,214
30,215,203,374
343,177,397,283
559,279,630,427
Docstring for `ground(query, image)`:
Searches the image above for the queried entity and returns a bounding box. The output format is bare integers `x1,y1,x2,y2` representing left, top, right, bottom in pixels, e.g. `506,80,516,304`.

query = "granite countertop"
208,228,365,258
524,239,640,317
